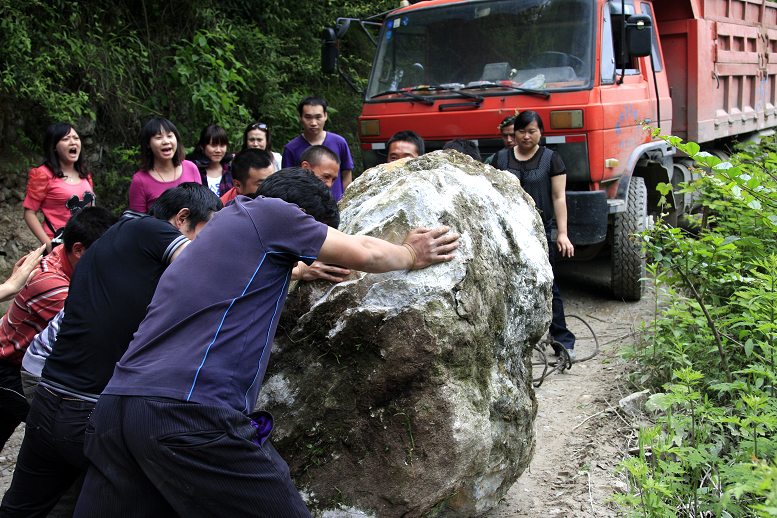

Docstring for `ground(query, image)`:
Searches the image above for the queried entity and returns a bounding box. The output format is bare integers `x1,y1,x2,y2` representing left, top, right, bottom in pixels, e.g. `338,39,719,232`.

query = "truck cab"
328,0,777,300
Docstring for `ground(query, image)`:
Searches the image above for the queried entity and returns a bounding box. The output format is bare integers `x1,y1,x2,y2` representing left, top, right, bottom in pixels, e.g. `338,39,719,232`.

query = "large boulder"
258,150,552,517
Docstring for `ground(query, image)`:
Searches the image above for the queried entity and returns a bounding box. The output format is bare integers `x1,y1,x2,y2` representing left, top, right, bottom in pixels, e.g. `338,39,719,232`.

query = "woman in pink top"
128,118,200,213
23,122,95,251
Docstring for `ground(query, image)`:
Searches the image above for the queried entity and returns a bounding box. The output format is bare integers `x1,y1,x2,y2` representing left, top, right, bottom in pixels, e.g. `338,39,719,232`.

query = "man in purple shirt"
282,96,354,201
73,169,459,518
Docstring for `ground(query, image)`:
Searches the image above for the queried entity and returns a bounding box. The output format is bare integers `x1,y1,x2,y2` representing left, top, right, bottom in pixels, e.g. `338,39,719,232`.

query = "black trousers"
0,385,92,517
546,228,576,350
0,361,29,451
74,395,311,518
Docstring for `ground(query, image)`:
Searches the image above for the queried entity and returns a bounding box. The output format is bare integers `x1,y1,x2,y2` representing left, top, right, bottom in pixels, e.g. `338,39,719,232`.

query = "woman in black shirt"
501,111,576,359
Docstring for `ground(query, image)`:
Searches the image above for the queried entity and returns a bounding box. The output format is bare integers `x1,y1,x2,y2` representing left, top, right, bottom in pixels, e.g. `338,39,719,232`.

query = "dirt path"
488,262,653,517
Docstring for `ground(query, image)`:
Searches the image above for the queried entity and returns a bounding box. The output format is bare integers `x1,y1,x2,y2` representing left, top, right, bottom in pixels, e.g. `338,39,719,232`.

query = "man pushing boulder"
73,168,459,517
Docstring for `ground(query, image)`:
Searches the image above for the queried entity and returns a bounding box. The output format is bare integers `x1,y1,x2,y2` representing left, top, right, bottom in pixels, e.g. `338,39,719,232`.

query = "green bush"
617,136,777,517
0,0,394,212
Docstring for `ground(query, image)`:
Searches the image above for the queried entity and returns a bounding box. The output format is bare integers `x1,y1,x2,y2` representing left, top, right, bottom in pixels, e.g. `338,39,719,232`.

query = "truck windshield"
366,0,595,100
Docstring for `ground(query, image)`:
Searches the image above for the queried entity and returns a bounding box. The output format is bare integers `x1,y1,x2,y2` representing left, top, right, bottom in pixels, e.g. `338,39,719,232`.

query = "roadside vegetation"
618,135,777,516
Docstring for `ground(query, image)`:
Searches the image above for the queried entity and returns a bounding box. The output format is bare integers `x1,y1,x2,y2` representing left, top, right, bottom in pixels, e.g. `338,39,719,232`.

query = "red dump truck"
324,0,777,300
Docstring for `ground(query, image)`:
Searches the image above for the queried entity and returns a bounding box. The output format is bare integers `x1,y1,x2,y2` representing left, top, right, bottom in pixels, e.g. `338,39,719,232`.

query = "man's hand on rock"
403,226,460,270
300,261,352,283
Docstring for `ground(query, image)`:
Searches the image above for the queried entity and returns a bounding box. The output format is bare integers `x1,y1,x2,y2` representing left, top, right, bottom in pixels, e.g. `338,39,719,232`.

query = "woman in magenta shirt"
128,118,200,213
23,122,95,251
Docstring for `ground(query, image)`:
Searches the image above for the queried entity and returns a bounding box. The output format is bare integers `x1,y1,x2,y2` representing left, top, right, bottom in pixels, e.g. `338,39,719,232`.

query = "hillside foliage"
0,0,392,209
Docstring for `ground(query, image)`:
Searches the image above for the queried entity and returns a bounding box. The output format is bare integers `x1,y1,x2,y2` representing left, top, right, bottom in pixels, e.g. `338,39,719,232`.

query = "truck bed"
654,0,777,143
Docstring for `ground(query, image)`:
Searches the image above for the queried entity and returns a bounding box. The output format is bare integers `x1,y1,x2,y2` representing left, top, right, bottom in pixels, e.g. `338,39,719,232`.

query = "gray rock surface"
618,389,651,417
258,150,553,517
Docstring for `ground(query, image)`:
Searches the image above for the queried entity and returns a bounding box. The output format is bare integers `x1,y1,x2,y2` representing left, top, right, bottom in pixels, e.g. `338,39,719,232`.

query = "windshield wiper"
468,82,551,99
411,85,484,103
370,89,434,105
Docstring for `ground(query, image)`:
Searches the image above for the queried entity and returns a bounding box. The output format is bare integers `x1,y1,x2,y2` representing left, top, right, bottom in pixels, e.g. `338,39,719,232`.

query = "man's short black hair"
386,130,425,156
231,148,274,184
257,168,340,228
498,115,516,131
61,206,118,252
150,182,222,231
297,96,328,115
443,139,482,161
300,145,340,166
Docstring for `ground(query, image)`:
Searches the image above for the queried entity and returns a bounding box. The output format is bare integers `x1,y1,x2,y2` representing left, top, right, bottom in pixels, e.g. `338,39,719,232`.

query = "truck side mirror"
322,27,339,74
625,15,652,57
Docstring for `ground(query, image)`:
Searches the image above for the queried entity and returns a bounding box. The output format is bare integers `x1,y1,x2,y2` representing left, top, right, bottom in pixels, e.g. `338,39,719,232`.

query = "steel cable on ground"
532,314,599,387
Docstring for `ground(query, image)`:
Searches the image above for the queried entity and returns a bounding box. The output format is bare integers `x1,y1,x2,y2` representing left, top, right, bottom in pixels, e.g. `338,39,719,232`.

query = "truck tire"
611,176,647,301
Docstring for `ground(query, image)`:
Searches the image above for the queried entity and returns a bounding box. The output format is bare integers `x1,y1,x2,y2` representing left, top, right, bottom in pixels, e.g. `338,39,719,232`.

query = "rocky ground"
0,195,653,516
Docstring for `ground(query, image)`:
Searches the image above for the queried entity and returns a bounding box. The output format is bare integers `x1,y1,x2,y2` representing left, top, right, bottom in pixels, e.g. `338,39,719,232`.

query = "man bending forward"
74,169,459,518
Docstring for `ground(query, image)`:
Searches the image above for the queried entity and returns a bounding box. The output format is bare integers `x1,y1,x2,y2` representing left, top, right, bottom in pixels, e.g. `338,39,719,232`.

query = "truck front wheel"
611,176,647,301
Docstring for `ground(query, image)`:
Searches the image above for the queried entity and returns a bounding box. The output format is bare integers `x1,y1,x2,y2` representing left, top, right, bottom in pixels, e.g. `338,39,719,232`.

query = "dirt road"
489,261,653,517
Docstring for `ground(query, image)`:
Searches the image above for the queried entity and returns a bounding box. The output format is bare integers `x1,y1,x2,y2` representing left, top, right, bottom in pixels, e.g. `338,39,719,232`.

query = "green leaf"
656,182,673,196
685,141,701,156
744,339,754,357
645,392,673,411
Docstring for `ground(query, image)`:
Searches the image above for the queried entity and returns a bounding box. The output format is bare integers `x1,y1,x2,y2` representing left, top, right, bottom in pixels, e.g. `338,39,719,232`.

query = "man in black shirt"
0,183,221,517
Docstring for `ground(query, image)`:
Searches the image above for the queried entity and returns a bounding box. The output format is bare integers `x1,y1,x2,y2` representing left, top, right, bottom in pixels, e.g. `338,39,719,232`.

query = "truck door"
599,1,655,191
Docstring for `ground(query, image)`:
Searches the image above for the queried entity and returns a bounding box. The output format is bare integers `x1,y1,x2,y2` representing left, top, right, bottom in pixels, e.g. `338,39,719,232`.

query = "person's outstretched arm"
292,261,352,283
0,244,46,302
317,226,459,273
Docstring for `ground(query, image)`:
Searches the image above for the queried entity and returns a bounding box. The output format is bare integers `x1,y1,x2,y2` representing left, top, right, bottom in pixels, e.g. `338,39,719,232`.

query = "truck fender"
612,140,674,215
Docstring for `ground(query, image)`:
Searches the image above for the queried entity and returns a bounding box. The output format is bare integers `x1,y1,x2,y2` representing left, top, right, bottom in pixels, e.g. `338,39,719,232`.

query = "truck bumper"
566,191,608,245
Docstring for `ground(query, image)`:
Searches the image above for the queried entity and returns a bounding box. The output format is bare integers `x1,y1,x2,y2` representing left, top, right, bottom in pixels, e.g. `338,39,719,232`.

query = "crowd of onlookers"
18,93,470,261
0,93,578,516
